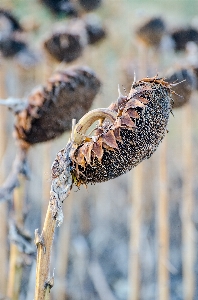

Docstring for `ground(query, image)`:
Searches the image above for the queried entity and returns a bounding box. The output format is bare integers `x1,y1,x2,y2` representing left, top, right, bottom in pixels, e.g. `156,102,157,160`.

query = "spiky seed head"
166,68,196,108
171,27,198,51
14,66,101,145
66,77,172,186
136,17,166,48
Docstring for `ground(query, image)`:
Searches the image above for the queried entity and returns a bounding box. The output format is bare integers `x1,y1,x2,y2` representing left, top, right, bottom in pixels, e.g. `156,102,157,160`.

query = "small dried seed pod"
68,77,172,186
136,17,166,48
84,14,106,45
170,27,198,51
78,0,102,11
43,21,87,63
14,66,101,144
166,68,196,108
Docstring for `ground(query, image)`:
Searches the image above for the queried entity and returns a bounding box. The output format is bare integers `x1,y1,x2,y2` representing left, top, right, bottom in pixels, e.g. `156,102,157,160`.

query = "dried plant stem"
157,138,169,300
128,163,143,300
34,143,72,300
0,64,8,295
35,205,56,300
182,103,195,300
42,143,52,225
7,177,26,300
73,108,117,144
53,191,74,299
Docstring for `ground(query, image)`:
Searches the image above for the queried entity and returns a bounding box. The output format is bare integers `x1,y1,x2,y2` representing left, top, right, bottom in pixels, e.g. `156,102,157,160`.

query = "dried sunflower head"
78,0,102,12
0,9,27,58
14,66,101,145
136,17,166,48
84,14,106,45
39,0,78,17
170,27,198,51
166,68,196,108
0,9,22,36
55,77,172,186
43,20,87,63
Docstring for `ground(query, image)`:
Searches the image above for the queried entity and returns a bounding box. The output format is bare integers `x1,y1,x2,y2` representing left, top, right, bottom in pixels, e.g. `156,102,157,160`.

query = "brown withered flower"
43,20,87,63
166,68,196,108
39,0,78,17
14,66,101,145
0,9,27,58
52,76,173,187
136,17,166,48
170,27,198,51
84,14,106,45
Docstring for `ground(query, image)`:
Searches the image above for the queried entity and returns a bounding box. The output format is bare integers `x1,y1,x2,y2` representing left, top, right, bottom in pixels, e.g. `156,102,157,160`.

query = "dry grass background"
1,0,198,299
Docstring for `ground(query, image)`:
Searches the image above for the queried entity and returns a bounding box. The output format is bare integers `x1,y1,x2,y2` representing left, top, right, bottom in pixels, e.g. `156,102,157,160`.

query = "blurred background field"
1,0,198,300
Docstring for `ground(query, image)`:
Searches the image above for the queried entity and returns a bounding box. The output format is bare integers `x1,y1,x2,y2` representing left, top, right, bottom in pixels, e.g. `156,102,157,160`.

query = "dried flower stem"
7,175,26,299
128,163,143,300
53,191,74,299
34,205,57,300
157,138,169,300
73,108,117,144
182,103,195,299
0,65,8,295
34,143,73,300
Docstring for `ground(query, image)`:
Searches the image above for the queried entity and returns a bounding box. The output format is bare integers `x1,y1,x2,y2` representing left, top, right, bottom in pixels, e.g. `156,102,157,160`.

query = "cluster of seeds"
70,77,172,186
15,66,101,145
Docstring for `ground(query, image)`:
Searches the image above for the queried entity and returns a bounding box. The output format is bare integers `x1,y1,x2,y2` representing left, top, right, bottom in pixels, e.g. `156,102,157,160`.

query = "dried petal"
134,96,148,104
113,127,123,143
120,113,136,127
79,142,93,164
125,99,145,109
101,130,118,149
92,140,103,161
76,148,86,167
126,108,140,118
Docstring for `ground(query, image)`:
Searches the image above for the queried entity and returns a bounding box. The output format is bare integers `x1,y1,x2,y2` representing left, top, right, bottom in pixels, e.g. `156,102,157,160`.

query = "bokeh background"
1,0,198,299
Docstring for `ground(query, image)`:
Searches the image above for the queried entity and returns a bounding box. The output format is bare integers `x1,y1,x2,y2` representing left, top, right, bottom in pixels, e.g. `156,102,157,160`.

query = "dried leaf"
120,112,136,127
112,117,122,129
108,102,118,112
125,99,145,109
113,127,123,143
80,142,93,164
126,108,140,118
101,130,118,149
92,139,104,161
128,88,138,99
102,143,115,151
134,96,148,104
76,148,86,167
